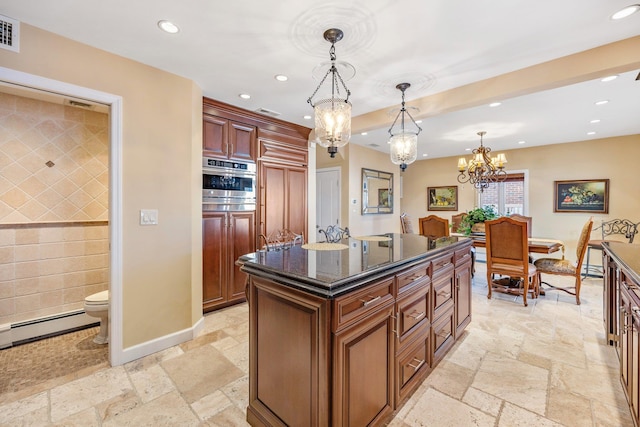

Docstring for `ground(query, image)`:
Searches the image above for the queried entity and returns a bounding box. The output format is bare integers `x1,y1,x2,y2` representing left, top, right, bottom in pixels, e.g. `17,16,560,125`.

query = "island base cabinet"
247,277,330,427
333,304,395,427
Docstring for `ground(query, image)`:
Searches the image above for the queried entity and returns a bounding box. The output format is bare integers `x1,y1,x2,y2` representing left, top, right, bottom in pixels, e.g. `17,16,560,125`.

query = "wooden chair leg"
575,276,581,305
487,270,493,300
523,278,528,307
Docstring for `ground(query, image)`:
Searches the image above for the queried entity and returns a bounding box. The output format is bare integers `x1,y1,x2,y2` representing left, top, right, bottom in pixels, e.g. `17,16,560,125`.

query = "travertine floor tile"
401,387,495,426
497,402,564,427
102,390,200,427
128,364,175,403
546,388,593,426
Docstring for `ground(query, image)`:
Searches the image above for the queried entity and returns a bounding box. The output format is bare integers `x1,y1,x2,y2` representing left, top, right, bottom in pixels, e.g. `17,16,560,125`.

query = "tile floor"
0,263,634,426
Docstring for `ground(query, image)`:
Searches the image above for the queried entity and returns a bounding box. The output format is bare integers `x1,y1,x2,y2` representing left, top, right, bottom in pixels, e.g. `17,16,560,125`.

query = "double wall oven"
202,157,256,212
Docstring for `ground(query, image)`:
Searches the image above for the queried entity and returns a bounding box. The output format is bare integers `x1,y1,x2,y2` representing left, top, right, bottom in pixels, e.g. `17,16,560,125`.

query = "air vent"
0,15,20,53
65,99,94,110
368,143,381,148
255,107,281,117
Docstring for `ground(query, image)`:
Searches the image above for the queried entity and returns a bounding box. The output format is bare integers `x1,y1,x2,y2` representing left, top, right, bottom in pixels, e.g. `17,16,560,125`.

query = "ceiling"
1,0,639,160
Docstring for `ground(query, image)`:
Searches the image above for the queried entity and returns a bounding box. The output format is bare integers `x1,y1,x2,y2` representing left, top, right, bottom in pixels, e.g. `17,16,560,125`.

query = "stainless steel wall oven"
202,157,256,211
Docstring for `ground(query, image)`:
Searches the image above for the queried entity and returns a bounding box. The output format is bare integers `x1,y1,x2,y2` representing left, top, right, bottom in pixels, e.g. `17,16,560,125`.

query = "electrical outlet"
140,209,158,225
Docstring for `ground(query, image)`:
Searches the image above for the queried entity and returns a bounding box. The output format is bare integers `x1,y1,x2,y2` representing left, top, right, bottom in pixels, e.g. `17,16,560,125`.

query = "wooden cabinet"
604,242,640,426
203,114,256,161
245,240,472,426
202,211,255,312
258,161,307,241
333,299,395,426
454,248,473,337
619,274,640,422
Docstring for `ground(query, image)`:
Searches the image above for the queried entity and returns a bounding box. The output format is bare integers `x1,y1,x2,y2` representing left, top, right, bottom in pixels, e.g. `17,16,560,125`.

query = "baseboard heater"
0,310,98,349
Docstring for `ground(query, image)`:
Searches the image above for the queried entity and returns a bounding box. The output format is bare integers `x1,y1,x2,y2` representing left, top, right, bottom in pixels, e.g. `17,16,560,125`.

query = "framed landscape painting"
554,179,609,213
427,186,458,211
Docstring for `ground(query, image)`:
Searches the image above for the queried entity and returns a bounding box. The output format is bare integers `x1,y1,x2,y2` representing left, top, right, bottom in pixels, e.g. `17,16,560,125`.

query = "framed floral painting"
554,179,609,213
427,186,458,211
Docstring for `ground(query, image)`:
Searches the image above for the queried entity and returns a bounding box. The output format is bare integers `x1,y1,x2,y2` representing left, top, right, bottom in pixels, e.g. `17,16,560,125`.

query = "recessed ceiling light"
590,119,601,124
601,75,618,82
157,20,179,34
611,4,640,20
518,141,526,145
489,102,502,107
239,93,251,100
465,148,471,151
415,120,423,124
303,115,312,120
422,154,428,157
587,131,596,135
361,132,368,136
595,100,609,105
274,74,288,82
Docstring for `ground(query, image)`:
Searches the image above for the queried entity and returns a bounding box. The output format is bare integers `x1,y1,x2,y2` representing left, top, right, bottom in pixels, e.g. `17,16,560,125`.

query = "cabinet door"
228,211,255,301
203,115,228,159
286,165,307,240
258,162,307,240
454,258,472,337
259,163,286,237
333,304,394,427
432,266,454,321
203,212,227,310
229,121,256,162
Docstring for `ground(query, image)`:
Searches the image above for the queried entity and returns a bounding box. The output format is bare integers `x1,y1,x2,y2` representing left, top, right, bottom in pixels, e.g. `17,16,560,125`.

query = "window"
478,172,526,215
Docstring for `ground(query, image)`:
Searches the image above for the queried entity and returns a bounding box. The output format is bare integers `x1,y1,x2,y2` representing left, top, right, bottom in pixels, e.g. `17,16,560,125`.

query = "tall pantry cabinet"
202,98,311,312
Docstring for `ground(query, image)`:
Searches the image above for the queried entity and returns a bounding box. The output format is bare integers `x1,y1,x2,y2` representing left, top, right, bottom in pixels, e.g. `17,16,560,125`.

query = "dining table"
467,235,565,255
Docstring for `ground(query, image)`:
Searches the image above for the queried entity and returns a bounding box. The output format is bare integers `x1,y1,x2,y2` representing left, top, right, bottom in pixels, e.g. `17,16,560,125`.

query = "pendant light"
307,28,352,158
388,83,421,171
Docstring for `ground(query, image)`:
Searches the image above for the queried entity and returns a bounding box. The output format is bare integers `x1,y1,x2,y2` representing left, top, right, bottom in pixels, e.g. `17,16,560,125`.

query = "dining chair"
485,216,538,306
451,213,467,234
534,217,593,305
418,215,450,239
318,225,351,243
582,218,638,278
400,213,414,234
509,214,532,238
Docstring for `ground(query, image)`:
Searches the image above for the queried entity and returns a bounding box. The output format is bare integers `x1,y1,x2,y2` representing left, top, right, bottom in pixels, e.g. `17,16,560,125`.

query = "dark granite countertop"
238,233,472,298
603,241,640,284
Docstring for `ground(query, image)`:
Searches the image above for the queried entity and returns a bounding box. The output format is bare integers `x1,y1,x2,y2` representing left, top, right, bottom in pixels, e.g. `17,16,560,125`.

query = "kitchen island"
239,233,473,427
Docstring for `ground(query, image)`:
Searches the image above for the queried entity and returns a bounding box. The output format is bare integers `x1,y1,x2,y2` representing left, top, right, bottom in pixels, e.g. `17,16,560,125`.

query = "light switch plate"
140,209,158,225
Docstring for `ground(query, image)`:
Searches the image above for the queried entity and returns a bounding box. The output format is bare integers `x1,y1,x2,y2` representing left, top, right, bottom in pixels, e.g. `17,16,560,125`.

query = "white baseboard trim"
0,310,98,349
119,316,205,365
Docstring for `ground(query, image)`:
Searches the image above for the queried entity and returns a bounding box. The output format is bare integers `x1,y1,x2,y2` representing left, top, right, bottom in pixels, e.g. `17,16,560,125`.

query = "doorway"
1,66,123,365
316,167,341,238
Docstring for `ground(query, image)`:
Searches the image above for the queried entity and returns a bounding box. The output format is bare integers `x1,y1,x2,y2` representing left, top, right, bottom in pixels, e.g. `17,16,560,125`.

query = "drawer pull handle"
437,331,451,339
408,358,425,370
436,262,452,268
407,273,423,281
361,295,382,307
407,311,426,321
438,291,452,299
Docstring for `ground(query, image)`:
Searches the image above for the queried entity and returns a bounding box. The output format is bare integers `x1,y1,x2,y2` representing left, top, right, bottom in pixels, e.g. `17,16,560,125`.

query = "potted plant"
457,206,498,236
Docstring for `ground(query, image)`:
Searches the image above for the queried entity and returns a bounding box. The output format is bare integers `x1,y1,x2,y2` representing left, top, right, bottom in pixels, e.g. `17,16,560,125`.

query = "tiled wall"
0,93,109,326
0,92,108,222
0,224,109,325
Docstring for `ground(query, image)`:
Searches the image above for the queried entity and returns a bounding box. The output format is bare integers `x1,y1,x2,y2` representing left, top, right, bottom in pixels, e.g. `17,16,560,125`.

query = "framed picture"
378,188,390,207
427,186,458,211
554,179,609,213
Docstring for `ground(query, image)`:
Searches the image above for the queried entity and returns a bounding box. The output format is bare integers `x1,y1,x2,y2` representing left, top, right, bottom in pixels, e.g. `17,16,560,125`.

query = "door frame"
1,66,124,365
316,166,342,234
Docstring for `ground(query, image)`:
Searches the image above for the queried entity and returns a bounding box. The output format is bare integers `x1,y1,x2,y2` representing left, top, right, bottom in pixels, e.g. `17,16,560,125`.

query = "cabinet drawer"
432,272,454,320
454,248,472,266
396,281,430,345
396,330,431,403
333,278,394,331
431,305,455,366
396,261,430,294
431,253,454,277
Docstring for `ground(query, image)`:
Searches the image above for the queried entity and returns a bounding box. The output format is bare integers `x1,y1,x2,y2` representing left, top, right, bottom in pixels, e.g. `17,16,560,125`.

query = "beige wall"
0,24,202,348
401,135,640,258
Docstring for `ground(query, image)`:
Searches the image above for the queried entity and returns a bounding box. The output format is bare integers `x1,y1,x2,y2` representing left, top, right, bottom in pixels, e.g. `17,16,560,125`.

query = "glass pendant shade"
387,82,421,171
314,97,352,154
389,133,418,171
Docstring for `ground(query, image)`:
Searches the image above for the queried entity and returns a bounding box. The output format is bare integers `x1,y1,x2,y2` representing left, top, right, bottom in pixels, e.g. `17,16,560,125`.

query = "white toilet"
84,290,109,344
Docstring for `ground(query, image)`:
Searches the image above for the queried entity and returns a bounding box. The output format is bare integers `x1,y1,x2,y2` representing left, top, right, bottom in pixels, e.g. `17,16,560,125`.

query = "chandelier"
456,131,507,192
307,28,352,158
388,83,421,171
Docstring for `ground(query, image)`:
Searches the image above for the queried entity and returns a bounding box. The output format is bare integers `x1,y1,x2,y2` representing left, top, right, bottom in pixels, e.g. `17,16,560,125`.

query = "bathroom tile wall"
0,92,109,326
